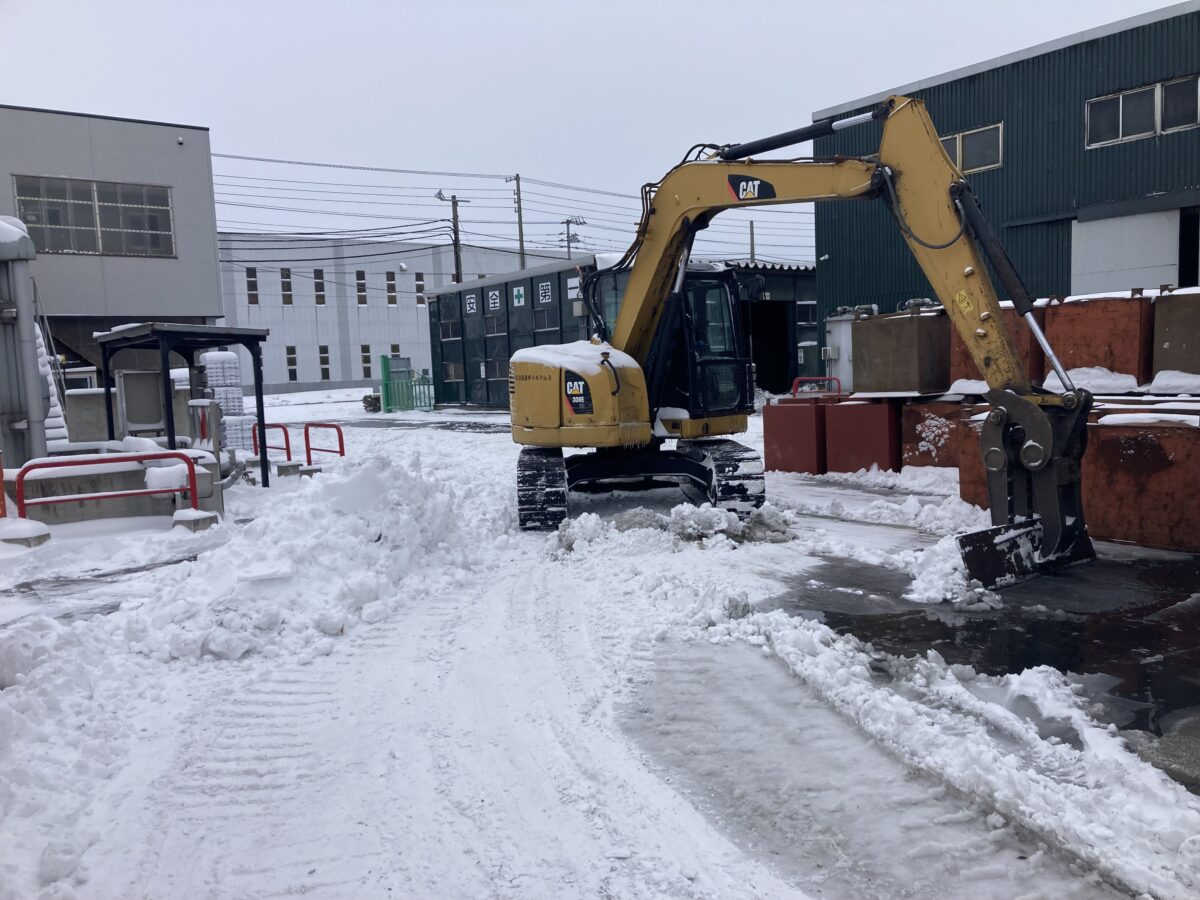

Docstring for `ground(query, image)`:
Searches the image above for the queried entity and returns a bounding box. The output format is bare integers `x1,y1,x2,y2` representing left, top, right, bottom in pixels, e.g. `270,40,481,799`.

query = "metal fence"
380,355,435,412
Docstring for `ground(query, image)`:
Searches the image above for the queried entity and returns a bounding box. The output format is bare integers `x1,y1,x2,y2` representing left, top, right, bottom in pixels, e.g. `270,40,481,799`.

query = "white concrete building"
218,233,561,392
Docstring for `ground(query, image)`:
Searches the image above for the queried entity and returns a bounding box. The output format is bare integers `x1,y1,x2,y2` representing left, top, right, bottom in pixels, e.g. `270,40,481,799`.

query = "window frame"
1085,76,1200,148
280,267,293,306
386,271,397,305
285,345,298,382
13,174,176,258
246,267,259,305
313,268,326,306
939,123,1003,174
1161,75,1200,134
356,270,368,305
360,343,372,379
318,344,331,381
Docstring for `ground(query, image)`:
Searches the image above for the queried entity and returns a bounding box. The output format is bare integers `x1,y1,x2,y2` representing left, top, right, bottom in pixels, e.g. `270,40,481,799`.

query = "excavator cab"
658,267,756,422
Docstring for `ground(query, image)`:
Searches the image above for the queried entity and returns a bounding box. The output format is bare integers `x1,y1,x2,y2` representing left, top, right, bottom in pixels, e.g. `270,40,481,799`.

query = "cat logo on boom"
727,175,777,201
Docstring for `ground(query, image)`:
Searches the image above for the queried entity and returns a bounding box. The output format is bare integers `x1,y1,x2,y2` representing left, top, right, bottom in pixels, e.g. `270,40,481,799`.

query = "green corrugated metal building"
813,1,1200,320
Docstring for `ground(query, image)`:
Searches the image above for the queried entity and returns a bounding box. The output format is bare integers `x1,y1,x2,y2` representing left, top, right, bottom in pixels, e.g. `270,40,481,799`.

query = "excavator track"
678,439,766,519
516,447,568,530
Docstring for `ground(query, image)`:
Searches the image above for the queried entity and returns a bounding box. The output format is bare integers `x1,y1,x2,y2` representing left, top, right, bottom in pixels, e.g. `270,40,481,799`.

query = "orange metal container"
1083,423,1200,553
1043,297,1154,386
825,401,901,473
957,417,1200,554
763,397,831,474
949,307,1046,386
901,400,966,467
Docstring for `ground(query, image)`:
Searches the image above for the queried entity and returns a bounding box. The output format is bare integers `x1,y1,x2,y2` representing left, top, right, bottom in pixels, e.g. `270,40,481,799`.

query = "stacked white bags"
200,350,253,450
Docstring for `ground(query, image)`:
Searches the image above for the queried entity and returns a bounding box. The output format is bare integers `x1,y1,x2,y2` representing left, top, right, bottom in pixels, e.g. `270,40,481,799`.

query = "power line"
212,152,508,180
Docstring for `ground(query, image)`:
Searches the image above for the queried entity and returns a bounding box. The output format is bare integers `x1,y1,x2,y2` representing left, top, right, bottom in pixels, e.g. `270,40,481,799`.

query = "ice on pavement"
1,394,1198,898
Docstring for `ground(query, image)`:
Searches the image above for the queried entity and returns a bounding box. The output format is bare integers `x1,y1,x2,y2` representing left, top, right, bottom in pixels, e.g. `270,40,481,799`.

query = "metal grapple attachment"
956,388,1095,590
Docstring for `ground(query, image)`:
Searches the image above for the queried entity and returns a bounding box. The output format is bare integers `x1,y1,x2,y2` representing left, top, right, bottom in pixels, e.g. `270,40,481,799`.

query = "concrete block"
276,461,303,477
851,311,950,394
0,517,51,547
298,465,323,477
173,509,218,532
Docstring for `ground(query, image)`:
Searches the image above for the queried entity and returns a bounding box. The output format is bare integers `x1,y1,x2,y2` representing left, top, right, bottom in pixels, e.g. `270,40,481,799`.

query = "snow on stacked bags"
200,350,252,450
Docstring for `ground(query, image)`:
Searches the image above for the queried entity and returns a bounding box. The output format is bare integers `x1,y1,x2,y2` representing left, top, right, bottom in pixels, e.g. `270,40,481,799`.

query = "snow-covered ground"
2,391,1199,899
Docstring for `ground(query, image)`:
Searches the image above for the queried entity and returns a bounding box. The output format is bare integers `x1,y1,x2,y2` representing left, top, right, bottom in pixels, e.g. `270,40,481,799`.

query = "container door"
482,285,510,408
461,288,487,405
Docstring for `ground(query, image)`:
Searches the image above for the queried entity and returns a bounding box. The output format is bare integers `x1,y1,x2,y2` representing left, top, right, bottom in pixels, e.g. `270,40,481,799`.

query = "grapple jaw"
956,388,1095,590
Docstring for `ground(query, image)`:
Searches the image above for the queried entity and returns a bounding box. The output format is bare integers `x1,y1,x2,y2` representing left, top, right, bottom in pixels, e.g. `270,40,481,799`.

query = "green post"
380,355,392,412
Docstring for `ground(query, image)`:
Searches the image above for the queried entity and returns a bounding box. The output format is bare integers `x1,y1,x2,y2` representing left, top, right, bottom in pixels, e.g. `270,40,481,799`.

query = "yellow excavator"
509,95,1093,589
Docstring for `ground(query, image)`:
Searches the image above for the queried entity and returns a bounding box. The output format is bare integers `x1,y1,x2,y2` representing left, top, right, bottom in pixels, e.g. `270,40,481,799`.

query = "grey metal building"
0,104,223,364
812,1,1200,319
219,233,563,392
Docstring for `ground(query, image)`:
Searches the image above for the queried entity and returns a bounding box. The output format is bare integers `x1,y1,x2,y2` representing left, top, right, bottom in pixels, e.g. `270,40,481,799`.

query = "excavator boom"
580,95,1093,589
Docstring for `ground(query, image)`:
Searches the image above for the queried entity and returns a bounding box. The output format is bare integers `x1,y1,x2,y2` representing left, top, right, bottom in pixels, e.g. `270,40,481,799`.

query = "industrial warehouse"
2,3,1200,899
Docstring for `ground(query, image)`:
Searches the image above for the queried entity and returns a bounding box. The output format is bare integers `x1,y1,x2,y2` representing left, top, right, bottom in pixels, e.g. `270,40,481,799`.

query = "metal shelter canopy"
95,322,272,487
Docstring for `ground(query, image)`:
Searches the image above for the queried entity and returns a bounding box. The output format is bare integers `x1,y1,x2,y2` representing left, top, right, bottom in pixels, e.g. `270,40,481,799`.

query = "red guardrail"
1,452,7,518
304,423,345,466
791,376,843,398
252,423,293,461
15,451,199,518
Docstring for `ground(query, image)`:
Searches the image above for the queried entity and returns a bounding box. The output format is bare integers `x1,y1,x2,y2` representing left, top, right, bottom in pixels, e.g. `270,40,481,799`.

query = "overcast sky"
0,0,1183,261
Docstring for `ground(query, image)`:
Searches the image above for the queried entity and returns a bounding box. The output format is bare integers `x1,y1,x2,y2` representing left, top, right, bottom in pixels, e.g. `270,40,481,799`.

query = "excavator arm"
592,95,1093,588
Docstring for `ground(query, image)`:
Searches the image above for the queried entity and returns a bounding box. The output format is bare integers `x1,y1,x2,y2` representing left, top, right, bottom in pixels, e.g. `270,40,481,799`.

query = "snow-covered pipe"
1,218,46,462
11,258,47,460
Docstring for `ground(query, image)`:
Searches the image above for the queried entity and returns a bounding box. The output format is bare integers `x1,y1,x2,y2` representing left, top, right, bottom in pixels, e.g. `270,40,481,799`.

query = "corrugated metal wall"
814,10,1200,318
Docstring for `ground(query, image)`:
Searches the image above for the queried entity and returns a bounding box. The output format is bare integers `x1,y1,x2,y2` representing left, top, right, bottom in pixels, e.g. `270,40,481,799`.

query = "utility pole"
749,221,756,264
561,216,586,260
507,173,527,269
436,190,468,283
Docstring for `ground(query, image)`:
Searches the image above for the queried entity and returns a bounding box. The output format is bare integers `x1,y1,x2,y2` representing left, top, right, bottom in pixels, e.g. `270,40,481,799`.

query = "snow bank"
1148,370,1200,395
0,450,503,893
1044,367,1139,394
702,606,1200,898
1098,413,1200,428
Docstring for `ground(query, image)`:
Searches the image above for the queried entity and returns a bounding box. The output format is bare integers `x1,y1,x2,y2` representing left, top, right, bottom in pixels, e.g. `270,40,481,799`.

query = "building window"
13,175,175,257
442,360,464,382
356,270,367,304
390,343,400,356
386,271,397,305
939,124,1002,173
361,344,372,379
318,344,330,381
796,300,817,325
415,272,426,305
534,305,560,331
485,358,507,380
484,294,506,336
439,301,462,340
1163,76,1200,132
246,267,259,305
280,267,293,305
1087,76,1200,148
314,268,326,305
285,345,298,382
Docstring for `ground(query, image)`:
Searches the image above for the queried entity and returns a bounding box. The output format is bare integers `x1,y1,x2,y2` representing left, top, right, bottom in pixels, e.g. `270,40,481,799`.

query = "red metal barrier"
15,451,199,518
1,452,7,518
791,376,842,398
252,423,293,461
304,423,346,466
